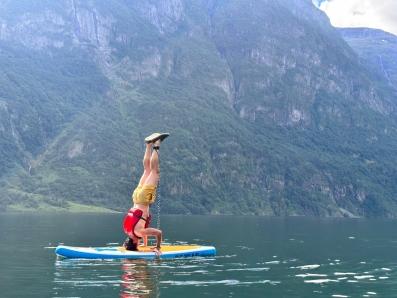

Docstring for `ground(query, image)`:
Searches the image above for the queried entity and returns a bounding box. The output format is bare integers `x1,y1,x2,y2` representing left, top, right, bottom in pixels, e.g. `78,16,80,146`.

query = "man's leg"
138,143,152,186
143,140,160,186
138,227,162,255
141,141,160,246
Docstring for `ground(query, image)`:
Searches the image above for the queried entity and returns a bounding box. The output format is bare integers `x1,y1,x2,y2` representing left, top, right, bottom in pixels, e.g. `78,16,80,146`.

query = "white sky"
313,0,397,35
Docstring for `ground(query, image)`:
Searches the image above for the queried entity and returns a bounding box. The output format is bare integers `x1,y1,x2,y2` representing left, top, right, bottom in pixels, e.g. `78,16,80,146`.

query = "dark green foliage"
0,42,108,177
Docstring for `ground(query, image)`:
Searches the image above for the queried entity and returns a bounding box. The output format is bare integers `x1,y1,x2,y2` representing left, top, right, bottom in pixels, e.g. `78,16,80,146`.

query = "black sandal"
144,132,170,144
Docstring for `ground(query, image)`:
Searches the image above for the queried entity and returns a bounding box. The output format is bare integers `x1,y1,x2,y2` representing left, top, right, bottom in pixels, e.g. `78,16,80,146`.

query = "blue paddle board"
55,244,216,259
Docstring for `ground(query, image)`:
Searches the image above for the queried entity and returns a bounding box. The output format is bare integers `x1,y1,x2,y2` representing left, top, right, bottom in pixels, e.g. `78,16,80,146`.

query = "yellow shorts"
132,184,157,206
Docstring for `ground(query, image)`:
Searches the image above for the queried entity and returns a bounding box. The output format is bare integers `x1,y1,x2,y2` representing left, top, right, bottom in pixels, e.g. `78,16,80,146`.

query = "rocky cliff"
339,28,397,91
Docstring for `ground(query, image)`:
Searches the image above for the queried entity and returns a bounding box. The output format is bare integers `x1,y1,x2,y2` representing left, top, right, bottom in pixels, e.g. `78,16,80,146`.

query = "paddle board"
55,244,216,259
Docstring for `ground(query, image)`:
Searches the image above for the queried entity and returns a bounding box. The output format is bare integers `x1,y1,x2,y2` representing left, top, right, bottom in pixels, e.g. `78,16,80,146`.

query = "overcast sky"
313,0,397,35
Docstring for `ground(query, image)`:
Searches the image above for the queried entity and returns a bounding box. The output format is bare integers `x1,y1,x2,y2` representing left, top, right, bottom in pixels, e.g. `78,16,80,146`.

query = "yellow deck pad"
118,245,201,253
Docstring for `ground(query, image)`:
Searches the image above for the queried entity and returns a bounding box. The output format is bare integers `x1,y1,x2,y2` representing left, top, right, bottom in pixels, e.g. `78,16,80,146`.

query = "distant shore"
4,201,120,213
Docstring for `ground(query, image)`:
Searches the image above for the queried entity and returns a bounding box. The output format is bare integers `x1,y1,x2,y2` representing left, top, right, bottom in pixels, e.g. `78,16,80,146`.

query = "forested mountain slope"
1,0,397,217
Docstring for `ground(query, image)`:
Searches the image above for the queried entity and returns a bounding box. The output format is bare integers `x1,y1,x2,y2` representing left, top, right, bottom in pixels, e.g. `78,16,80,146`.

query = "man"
123,132,169,256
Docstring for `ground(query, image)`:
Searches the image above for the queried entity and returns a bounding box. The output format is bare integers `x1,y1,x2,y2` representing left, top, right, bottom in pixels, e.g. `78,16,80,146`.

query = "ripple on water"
295,273,327,278
236,246,254,250
54,280,122,286
216,254,237,259
304,279,338,284
225,267,270,272
294,264,321,270
354,275,374,280
379,276,389,279
264,260,280,264
334,272,356,276
160,279,280,286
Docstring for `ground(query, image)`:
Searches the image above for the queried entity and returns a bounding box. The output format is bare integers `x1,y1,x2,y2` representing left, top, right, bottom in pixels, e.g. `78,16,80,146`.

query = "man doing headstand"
123,132,169,255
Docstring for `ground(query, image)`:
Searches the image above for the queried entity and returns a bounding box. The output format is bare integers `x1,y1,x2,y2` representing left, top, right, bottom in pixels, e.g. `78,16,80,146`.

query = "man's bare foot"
152,247,162,257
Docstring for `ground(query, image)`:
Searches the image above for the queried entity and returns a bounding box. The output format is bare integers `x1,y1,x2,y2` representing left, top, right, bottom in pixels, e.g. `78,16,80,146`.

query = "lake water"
0,214,396,297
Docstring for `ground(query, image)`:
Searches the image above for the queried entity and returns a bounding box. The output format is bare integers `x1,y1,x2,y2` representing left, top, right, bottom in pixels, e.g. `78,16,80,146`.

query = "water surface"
0,214,396,297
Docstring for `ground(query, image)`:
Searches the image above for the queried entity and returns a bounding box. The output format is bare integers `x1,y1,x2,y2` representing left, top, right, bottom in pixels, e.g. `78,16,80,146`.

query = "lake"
0,213,396,297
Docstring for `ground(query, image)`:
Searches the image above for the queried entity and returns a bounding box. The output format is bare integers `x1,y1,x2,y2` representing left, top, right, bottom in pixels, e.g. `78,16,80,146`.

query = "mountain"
1,0,397,217
339,28,397,90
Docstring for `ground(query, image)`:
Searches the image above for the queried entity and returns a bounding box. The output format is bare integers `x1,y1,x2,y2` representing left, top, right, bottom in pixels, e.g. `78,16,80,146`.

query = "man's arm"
139,228,162,254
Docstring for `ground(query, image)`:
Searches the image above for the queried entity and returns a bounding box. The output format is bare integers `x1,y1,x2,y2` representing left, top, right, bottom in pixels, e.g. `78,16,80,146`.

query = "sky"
312,0,397,35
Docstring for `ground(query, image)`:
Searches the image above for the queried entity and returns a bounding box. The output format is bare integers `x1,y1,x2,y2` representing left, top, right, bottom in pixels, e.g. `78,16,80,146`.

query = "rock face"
209,0,395,125
339,28,397,91
135,0,184,33
1,0,397,217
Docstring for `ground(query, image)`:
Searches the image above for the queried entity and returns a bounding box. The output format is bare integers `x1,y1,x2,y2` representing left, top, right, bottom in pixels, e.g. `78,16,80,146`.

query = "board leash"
155,156,161,230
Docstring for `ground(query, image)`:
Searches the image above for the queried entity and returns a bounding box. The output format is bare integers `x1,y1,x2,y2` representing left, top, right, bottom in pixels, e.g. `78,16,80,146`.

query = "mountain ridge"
1,0,397,217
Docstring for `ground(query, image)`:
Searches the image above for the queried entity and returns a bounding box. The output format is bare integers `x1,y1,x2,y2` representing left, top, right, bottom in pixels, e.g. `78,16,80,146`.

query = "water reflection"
120,259,159,298
53,258,160,298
